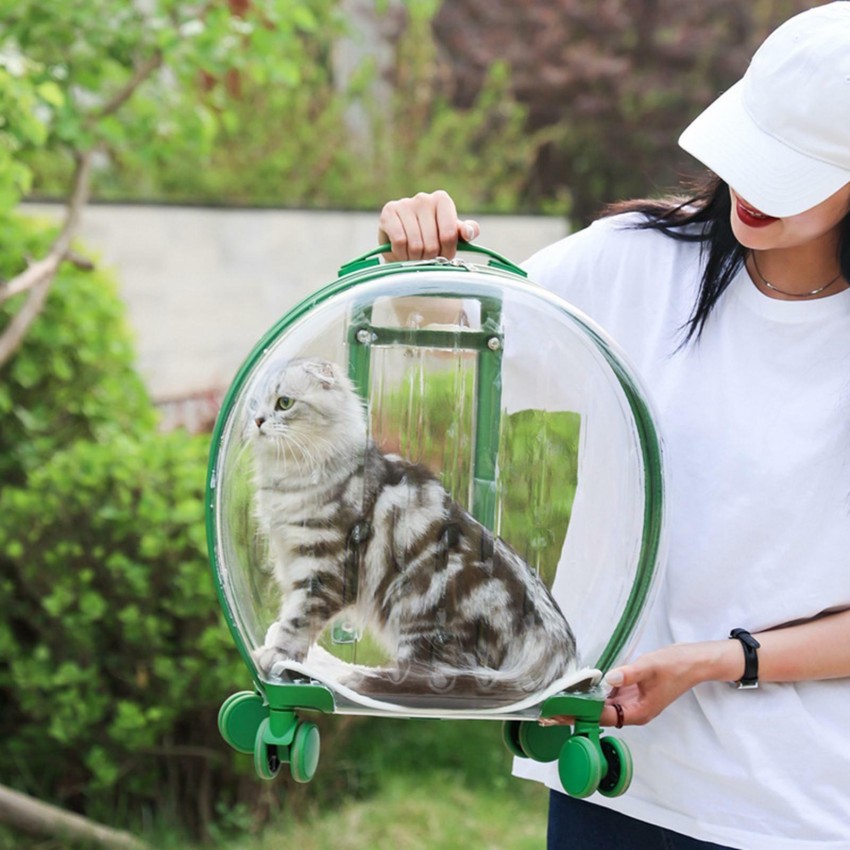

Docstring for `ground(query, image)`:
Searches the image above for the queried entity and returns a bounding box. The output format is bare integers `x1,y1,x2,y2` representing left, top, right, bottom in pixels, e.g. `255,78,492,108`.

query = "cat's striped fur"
249,358,577,705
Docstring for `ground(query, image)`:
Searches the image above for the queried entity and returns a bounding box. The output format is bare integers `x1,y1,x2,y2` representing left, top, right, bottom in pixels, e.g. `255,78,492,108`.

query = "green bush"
0,430,248,827
0,214,247,837
0,213,154,486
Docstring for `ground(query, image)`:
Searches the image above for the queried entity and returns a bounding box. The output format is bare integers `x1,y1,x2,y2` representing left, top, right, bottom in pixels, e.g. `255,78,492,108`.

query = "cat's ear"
305,359,337,390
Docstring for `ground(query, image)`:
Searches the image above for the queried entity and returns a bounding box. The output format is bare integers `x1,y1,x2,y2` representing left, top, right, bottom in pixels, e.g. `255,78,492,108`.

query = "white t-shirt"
512,213,850,849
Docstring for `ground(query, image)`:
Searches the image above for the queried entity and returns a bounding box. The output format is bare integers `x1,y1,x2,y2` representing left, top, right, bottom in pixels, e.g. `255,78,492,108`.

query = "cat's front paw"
252,644,293,677
252,621,306,677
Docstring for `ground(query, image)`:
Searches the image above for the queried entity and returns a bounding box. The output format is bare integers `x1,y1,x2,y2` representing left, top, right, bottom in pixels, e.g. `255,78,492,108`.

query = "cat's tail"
340,659,596,711
268,646,598,713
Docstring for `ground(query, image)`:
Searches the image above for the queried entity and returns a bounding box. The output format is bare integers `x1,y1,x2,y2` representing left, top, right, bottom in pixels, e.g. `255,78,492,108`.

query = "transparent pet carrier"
208,243,665,797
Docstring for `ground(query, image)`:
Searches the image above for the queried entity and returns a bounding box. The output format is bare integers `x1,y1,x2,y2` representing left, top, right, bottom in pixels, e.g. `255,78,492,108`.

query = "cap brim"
679,80,850,218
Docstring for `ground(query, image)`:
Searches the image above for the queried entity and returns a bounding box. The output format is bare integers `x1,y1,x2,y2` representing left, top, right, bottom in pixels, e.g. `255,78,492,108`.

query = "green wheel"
253,718,282,781
290,721,321,784
218,691,245,720
598,736,633,797
558,735,603,799
219,691,267,754
502,721,526,758
518,722,572,763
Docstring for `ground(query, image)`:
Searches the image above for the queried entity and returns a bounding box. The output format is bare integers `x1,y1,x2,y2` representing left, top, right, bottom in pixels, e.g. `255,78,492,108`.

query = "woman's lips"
735,197,780,228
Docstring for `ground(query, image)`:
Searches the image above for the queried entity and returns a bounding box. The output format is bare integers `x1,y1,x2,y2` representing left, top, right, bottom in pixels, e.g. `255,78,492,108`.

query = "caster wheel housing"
253,718,282,781
598,736,633,797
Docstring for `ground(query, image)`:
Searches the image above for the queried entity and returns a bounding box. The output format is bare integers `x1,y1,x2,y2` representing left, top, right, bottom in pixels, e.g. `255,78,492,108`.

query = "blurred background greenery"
0,1,814,847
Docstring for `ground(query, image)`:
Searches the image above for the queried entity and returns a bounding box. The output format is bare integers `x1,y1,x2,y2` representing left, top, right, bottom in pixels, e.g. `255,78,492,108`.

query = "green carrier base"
218,684,631,798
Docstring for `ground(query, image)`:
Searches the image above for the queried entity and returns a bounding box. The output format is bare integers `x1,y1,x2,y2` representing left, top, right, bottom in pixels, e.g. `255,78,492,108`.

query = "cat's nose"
255,416,266,429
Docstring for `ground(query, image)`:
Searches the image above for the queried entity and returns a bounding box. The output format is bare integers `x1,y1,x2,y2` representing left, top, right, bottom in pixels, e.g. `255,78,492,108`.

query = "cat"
248,357,578,706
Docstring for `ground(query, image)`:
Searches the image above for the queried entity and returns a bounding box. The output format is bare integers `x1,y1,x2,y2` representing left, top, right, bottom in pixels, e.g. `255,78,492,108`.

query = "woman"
376,4,850,849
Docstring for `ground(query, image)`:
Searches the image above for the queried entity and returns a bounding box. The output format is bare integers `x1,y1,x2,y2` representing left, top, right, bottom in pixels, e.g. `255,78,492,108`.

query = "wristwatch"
729,628,761,689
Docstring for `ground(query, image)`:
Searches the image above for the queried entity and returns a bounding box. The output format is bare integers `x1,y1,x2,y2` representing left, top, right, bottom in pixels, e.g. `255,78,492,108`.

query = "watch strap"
729,628,761,689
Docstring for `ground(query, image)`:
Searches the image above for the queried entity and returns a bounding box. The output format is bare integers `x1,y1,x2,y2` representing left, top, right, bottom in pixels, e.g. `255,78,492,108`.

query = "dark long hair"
604,173,850,342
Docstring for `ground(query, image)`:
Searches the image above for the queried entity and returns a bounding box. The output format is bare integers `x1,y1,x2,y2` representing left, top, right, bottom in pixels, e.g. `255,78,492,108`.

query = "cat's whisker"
284,431,318,472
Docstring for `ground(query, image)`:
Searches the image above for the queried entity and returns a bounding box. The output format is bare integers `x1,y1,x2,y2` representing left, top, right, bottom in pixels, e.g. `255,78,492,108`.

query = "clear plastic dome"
207,253,665,718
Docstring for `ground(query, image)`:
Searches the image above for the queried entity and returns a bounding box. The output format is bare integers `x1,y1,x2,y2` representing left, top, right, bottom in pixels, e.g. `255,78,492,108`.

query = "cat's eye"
275,396,294,411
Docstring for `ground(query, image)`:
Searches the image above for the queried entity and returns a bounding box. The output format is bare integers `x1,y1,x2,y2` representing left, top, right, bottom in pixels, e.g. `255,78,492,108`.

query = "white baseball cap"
679,2,850,218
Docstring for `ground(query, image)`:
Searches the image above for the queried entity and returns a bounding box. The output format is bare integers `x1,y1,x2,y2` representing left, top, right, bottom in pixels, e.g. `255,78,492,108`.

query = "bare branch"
0,783,151,850
0,269,56,364
0,150,93,367
0,254,60,303
0,260,59,366
92,50,164,121
0,245,93,302
56,148,95,255
66,248,97,271
0,47,165,364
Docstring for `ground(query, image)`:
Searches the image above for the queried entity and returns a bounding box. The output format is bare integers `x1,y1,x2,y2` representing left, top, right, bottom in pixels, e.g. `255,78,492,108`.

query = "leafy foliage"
1,0,326,159
15,0,817,222
0,0,346,371
432,0,815,221
0,214,248,836
0,430,239,811
0,56,61,210
0,215,154,485
7,0,821,224
19,1,539,214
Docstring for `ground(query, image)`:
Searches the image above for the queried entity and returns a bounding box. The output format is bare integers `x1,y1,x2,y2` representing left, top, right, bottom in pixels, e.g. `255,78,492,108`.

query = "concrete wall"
22,203,568,408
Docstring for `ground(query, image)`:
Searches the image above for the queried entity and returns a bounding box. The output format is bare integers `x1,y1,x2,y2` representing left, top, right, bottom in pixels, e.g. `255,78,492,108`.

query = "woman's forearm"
753,607,850,682
690,608,850,687
596,609,850,727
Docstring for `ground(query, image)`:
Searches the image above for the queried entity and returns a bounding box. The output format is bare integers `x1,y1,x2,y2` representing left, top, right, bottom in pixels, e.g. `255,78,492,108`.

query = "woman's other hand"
600,641,740,727
378,190,480,261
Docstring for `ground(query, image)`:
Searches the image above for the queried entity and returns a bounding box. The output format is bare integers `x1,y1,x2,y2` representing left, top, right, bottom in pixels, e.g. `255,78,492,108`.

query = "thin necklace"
751,253,843,298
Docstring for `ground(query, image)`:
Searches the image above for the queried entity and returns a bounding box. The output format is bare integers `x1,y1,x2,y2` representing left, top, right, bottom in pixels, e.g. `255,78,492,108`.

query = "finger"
459,219,480,244
378,201,410,261
400,207,426,261
604,682,640,705
414,192,443,260
431,190,459,258
600,703,624,728
539,714,574,727
378,198,431,261
602,666,630,691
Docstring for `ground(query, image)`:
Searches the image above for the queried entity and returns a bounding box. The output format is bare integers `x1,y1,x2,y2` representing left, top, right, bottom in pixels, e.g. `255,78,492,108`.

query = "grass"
227,773,548,850
238,716,550,850
0,772,549,850
216,716,549,850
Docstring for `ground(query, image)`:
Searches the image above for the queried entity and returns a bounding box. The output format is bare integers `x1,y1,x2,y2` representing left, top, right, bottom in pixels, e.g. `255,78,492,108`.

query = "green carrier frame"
208,243,664,798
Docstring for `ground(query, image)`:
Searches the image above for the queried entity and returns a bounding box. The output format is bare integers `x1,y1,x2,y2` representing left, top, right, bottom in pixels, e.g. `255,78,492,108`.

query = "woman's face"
729,182,850,251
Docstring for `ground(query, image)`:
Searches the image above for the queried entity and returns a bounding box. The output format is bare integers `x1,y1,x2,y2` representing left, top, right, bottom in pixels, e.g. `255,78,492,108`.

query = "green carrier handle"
342,243,518,531
338,240,528,279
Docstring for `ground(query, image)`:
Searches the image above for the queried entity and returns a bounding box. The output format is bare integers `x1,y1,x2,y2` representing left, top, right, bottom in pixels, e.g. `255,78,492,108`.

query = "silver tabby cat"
249,357,577,706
